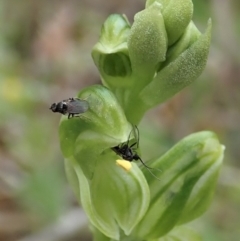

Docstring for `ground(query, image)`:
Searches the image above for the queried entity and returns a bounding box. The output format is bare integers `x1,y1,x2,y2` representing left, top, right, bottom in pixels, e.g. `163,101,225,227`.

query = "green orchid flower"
56,0,224,240
60,85,150,239
59,85,224,240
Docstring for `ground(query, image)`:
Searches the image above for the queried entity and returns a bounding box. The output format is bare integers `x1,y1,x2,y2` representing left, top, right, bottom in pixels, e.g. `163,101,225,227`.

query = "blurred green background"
0,0,239,241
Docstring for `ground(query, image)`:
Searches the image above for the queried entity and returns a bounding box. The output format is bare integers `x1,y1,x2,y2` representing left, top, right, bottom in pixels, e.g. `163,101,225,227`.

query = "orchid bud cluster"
92,0,212,124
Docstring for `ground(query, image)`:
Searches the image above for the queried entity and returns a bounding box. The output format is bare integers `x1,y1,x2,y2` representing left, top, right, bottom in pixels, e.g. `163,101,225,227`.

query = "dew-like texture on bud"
162,0,193,46
159,21,201,70
128,2,167,71
140,20,212,109
59,85,131,179
132,131,224,239
146,0,193,46
68,155,150,240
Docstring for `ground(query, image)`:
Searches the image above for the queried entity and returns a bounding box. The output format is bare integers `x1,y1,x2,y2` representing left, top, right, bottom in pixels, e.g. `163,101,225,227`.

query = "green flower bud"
59,85,131,179
92,14,132,84
140,20,212,109
128,2,167,80
118,2,168,124
146,0,193,46
131,131,224,239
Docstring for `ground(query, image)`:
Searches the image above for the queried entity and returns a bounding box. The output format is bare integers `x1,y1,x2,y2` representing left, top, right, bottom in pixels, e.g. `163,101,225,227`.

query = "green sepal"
131,131,224,239
67,155,150,240
140,20,212,109
128,2,167,81
59,85,131,179
158,21,201,70
118,2,168,123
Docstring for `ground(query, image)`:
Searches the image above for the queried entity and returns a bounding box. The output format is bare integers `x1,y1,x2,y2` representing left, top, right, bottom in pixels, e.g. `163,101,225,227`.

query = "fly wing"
67,99,89,114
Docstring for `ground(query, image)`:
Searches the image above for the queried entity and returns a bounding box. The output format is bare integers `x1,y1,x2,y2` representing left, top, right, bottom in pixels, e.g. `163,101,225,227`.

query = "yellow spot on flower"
116,159,132,171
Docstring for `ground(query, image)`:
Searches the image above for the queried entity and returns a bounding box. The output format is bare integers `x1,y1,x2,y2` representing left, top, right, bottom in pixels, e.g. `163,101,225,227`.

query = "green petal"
128,2,167,79
68,155,150,240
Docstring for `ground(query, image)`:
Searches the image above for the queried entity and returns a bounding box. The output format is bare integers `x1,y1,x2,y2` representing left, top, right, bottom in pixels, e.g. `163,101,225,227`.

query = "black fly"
50,97,89,119
112,126,161,180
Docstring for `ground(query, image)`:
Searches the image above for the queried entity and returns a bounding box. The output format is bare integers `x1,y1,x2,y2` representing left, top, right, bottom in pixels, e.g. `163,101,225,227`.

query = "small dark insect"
50,97,89,119
112,126,161,180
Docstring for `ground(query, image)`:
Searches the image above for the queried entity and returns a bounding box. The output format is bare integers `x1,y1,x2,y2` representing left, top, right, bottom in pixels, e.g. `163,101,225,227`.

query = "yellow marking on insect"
116,159,132,172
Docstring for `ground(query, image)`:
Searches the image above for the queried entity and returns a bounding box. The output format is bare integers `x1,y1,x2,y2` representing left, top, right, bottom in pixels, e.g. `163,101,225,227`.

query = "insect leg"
136,155,161,181
129,142,137,148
